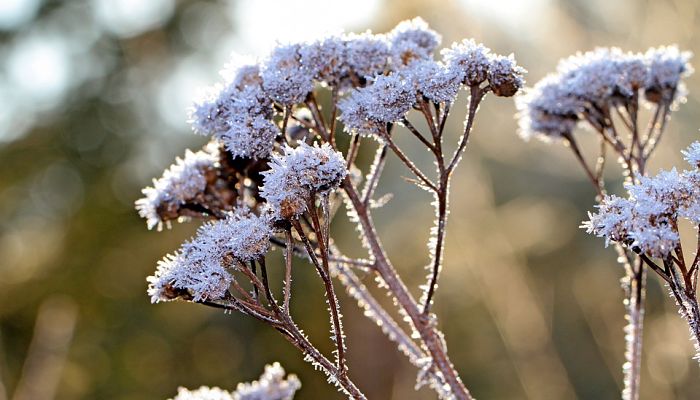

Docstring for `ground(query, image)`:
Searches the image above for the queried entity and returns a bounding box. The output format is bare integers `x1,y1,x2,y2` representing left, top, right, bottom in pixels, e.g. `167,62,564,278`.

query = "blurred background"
1,0,699,398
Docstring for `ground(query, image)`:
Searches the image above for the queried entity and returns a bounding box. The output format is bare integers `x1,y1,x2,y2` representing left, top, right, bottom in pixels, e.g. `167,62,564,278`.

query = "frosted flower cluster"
232,362,301,400
583,142,700,257
136,144,220,230
339,31,524,136
148,212,271,302
261,143,347,219
517,46,693,141
171,386,234,400
170,363,300,400
388,17,441,67
190,63,279,159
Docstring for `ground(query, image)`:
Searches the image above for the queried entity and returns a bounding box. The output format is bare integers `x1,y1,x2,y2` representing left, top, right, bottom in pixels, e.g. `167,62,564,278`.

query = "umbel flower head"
147,211,272,302
135,143,220,230
261,143,347,220
583,142,700,257
516,46,693,141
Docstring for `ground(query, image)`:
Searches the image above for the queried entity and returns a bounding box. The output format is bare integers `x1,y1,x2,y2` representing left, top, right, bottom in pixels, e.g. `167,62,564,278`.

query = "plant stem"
342,178,473,400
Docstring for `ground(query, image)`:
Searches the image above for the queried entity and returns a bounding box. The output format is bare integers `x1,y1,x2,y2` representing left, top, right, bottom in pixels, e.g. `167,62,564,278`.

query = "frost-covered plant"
584,144,700,360
138,17,524,400
170,363,300,400
516,46,693,400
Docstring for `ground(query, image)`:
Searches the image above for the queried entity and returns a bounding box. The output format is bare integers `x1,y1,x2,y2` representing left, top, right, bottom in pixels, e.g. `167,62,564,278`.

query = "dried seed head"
487,54,526,97
441,39,492,86
136,144,220,230
261,44,314,105
388,17,441,67
261,143,347,219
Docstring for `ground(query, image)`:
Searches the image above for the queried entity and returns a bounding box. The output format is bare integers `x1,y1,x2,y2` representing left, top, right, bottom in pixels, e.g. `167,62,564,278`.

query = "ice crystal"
261,143,347,219
261,44,314,105
388,17,441,67
682,141,700,168
441,39,492,86
136,144,219,230
147,212,271,302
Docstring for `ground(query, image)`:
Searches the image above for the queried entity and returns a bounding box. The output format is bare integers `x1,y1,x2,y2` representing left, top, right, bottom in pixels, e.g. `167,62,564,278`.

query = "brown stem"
381,127,438,192
446,87,484,175
283,229,294,315
342,178,473,400
293,214,348,376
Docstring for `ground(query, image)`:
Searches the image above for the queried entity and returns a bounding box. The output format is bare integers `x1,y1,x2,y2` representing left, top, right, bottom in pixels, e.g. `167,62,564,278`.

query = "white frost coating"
135,144,219,230
232,363,301,400
339,72,416,136
344,32,390,79
220,113,280,159
682,141,700,168
169,363,300,400
189,69,278,159
645,46,693,101
515,46,694,142
441,39,492,86
487,54,526,97
147,250,233,303
171,386,234,400
388,17,441,67
515,75,580,141
261,143,347,219
261,44,314,105
408,59,462,104
583,144,700,256
300,35,347,85
147,212,271,302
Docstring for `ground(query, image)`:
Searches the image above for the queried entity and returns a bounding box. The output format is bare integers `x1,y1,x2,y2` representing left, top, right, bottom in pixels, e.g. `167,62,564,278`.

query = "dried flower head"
645,46,693,103
344,31,390,80
169,363,300,400
515,46,693,142
339,73,416,136
408,59,462,104
170,386,234,400
189,77,278,160
261,44,314,105
583,143,700,257
388,17,441,67
147,212,271,302
487,54,526,97
300,35,348,86
515,75,581,141
136,144,220,230
233,362,301,400
261,143,347,219
441,39,492,86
